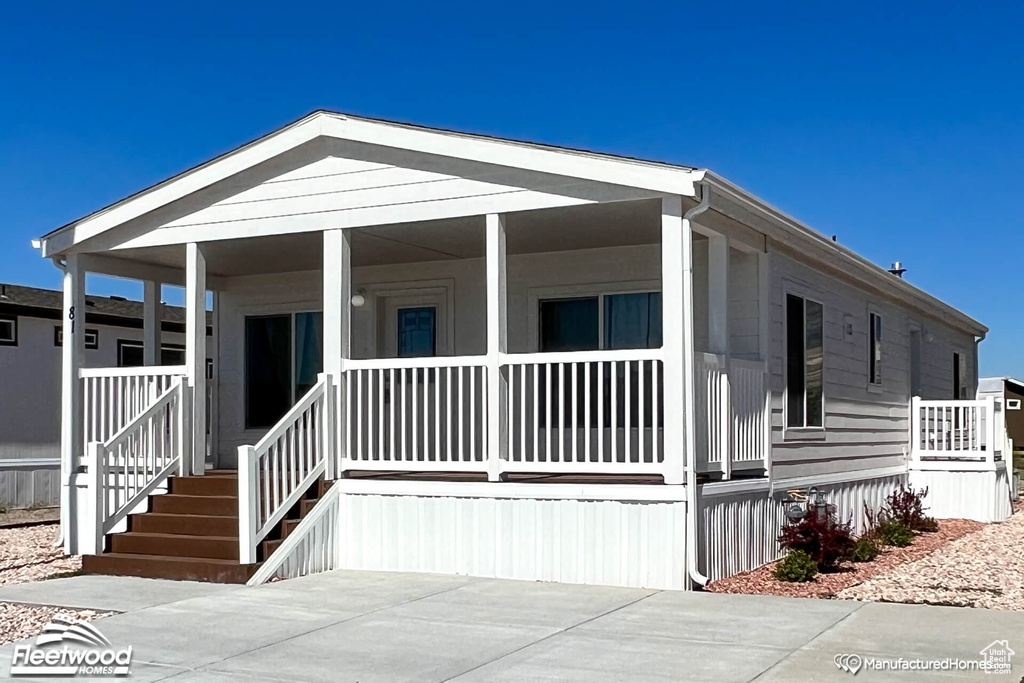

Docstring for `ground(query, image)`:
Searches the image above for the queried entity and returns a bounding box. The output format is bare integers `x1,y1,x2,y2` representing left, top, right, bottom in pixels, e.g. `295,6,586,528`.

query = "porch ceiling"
98,200,664,278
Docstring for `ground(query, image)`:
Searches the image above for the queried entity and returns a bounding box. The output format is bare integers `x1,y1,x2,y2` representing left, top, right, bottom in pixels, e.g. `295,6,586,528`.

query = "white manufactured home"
0,284,192,510
35,111,1010,587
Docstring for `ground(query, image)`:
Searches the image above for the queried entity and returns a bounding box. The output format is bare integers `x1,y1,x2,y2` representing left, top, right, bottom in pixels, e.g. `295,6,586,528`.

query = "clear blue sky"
1,2,1021,377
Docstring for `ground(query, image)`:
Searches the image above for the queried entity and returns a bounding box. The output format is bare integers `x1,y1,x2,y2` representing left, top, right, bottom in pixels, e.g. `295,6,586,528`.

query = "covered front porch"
66,197,770,486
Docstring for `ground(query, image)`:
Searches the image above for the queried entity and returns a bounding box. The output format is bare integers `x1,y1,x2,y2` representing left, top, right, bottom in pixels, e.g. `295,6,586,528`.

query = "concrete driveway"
0,571,1021,682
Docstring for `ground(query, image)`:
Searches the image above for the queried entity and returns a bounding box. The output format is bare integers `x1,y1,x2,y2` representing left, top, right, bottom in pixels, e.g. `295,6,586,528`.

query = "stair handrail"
247,482,341,585
238,373,334,564
84,377,186,555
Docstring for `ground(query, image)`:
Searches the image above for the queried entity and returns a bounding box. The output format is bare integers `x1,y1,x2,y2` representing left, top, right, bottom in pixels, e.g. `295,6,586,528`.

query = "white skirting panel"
336,493,689,590
909,467,1013,523
698,470,906,582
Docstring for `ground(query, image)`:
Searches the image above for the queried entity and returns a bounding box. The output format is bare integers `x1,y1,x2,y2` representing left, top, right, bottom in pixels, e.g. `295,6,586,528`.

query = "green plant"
917,516,939,533
851,536,880,562
778,503,855,571
877,519,913,547
774,550,819,582
882,485,932,532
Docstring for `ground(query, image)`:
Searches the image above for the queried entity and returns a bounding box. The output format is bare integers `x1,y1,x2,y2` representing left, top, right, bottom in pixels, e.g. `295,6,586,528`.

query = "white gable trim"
40,111,699,258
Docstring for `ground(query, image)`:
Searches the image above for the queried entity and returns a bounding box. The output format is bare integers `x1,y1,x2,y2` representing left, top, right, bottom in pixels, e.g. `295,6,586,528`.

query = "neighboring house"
31,111,1008,588
979,376,1023,497
0,283,193,509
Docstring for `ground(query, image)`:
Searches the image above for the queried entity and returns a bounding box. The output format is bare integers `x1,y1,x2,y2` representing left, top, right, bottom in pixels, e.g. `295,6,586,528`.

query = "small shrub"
851,536,880,562
774,550,818,582
778,503,855,571
882,484,931,532
877,519,913,547
917,516,939,533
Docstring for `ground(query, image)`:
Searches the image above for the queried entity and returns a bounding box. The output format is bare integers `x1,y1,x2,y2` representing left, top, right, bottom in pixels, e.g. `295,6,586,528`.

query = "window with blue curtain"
294,311,323,398
604,292,662,350
398,307,436,358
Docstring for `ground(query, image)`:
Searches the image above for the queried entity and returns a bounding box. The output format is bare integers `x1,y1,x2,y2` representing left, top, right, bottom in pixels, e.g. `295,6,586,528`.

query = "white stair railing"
81,366,187,451
238,373,334,565
910,396,997,463
247,483,341,585
84,377,186,554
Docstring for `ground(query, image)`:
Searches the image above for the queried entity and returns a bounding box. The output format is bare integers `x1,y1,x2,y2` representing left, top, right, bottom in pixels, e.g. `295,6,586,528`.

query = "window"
538,292,663,429
54,326,99,350
0,316,15,346
245,312,322,429
539,292,661,352
1007,399,1022,411
397,307,437,358
869,312,882,386
786,293,824,429
116,340,186,367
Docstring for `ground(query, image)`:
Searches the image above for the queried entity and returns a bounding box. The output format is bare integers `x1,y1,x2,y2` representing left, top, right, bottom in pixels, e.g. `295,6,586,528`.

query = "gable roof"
34,110,986,338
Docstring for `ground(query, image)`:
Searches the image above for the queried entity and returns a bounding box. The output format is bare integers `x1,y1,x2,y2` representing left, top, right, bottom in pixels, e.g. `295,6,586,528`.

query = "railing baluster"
611,361,618,464
458,366,464,462
597,361,605,463
412,366,419,462
434,367,440,462
445,367,452,461
532,364,539,463
639,359,646,463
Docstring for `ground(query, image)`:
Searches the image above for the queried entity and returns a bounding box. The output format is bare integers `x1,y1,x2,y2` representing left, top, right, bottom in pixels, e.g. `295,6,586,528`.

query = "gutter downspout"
684,180,712,588
49,256,69,548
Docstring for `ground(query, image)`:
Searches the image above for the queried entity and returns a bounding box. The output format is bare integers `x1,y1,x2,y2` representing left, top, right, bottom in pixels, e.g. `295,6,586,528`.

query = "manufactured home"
0,283,196,510
34,111,1009,587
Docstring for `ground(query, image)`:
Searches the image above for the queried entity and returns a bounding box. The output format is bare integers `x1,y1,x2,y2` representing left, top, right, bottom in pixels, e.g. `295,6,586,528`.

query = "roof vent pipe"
889,262,907,278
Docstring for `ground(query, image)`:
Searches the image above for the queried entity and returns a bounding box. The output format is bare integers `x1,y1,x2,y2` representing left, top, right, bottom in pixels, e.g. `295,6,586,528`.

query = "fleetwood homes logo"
10,616,132,677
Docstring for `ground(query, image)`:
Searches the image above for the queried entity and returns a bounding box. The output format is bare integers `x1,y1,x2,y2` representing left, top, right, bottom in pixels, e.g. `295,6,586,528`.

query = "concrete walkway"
0,571,1021,682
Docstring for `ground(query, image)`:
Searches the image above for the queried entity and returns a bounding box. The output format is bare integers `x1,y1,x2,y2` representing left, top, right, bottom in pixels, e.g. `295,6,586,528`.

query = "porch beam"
78,253,225,290
59,254,86,554
661,196,689,485
186,243,207,475
323,229,352,478
142,280,162,366
485,213,508,481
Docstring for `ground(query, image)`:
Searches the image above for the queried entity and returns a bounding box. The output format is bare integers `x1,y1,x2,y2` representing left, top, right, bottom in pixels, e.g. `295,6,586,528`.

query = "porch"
61,198,772,566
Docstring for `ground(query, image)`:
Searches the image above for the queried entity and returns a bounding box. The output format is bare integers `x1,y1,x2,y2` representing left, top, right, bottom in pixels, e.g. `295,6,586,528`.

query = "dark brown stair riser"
300,499,317,516
82,554,256,584
110,532,239,560
151,494,238,516
261,538,283,560
170,476,238,497
281,519,302,540
130,513,238,537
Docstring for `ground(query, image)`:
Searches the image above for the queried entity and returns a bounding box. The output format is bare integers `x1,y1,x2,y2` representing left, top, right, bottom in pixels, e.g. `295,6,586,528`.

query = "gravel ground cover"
0,507,60,527
0,523,97,646
840,506,1024,609
707,518,984,599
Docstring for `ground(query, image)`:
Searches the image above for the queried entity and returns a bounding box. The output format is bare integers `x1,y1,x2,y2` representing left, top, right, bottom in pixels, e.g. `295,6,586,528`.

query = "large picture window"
245,312,323,429
786,293,824,429
869,312,882,386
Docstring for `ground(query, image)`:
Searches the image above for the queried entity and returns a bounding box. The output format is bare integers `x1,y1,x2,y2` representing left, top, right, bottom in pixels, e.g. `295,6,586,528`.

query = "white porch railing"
694,353,769,475
503,349,664,474
910,396,1003,468
84,377,186,554
247,483,341,585
81,366,187,451
341,357,488,471
238,373,333,564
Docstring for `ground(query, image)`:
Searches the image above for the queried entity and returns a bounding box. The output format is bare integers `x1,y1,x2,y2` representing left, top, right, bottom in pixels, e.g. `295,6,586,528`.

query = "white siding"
768,250,978,479
728,248,760,359
98,141,659,251
908,468,1013,523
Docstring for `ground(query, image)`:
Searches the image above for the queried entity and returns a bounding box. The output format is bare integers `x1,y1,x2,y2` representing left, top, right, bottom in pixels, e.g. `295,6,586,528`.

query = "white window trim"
782,283,826,440
0,316,17,345
526,280,661,353
867,306,883,392
358,279,456,358
1007,398,1022,411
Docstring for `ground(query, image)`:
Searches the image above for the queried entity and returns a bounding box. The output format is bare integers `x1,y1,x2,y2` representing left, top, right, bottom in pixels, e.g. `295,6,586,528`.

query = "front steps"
82,470,331,584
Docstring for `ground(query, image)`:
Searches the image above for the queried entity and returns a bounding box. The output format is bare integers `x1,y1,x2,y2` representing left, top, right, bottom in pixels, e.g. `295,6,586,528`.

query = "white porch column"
60,254,86,554
186,243,207,475
485,213,508,481
323,229,351,478
708,234,731,477
142,280,162,366
661,197,691,485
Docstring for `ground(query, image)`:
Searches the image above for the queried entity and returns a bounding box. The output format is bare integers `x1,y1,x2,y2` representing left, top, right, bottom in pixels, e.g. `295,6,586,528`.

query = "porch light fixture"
351,289,367,308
